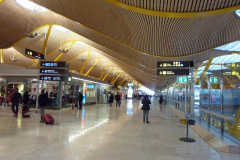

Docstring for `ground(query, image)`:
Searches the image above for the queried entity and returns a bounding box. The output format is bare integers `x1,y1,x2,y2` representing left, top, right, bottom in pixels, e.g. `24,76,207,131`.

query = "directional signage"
40,68,67,75
210,77,220,84
177,76,189,83
40,61,69,68
25,48,44,60
157,61,194,68
40,75,66,81
157,69,189,75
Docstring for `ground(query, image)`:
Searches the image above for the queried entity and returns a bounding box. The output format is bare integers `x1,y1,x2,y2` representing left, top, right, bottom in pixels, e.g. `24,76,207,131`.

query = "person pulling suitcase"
38,90,48,123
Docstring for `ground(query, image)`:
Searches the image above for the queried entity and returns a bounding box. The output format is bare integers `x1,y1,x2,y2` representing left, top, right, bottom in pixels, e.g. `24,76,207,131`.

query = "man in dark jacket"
115,93,121,107
78,92,83,109
38,90,48,123
141,95,151,123
12,88,22,117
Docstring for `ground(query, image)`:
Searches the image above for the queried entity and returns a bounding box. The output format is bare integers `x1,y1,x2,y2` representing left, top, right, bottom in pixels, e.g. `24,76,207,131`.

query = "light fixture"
58,48,69,53
10,53,20,62
15,0,49,12
76,41,88,46
24,32,38,38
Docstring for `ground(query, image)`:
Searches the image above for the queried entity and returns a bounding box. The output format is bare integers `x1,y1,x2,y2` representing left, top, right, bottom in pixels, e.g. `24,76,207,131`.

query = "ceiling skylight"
211,54,240,64
235,9,240,18
53,25,71,33
215,41,240,51
15,0,49,12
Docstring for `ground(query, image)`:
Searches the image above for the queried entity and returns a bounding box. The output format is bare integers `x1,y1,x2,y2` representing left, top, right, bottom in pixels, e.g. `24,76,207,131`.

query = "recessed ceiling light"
76,41,88,46
15,0,49,12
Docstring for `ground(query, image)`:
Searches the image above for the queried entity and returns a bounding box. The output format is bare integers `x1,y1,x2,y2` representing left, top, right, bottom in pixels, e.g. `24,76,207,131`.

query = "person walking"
108,93,114,107
38,90,48,123
141,95,151,123
12,88,22,117
78,92,83,109
159,95,163,105
22,90,29,106
115,92,121,107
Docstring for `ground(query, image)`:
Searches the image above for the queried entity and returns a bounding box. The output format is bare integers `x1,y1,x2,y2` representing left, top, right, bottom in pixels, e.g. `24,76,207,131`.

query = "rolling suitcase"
42,114,54,125
22,105,30,118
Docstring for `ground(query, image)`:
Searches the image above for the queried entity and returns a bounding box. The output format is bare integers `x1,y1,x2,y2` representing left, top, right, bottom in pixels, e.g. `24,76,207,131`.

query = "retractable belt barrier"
179,118,196,142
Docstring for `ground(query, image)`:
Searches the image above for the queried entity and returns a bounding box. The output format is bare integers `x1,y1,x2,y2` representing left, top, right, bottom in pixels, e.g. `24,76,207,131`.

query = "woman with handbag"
141,95,151,123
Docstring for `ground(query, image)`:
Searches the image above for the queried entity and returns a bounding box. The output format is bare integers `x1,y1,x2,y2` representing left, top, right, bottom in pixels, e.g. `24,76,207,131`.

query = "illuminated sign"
86,84,95,89
83,83,86,104
25,48,44,60
39,75,65,81
210,77,220,84
157,69,189,75
177,76,189,83
157,61,194,68
40,61,69,68
127,83,133,98
40,69,67,74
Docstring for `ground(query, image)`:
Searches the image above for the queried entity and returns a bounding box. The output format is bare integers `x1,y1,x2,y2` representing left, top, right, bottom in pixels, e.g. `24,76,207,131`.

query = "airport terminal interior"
0,0,240,160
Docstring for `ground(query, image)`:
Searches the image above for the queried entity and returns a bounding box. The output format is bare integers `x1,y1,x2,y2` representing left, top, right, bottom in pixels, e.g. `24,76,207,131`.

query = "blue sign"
86,84,95,89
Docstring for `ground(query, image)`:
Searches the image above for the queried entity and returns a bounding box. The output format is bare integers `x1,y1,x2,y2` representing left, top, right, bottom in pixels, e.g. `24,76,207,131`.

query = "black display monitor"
157,61,194,68
40,61,69,68
40,68,67,75
157,69,189,75
25,48,44,60
39,75,66,81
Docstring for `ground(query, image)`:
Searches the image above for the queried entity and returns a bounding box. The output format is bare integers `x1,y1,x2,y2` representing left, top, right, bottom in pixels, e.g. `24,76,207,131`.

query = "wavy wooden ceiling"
0,0,239,90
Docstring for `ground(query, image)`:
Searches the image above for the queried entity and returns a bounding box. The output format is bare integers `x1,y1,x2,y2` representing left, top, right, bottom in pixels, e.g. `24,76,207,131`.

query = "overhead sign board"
177,76,189,83
157,61,194,68
40,68,67,75
127,83,133,98
157,69,189,75
210,77,220,84
39,75,66,81
86,84,95,89
25,48,44,60
40,61,69,68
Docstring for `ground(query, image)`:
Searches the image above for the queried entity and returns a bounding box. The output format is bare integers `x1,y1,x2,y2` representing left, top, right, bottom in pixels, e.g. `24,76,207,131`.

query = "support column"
4,81,8,106
0,49,4,63
220,70,224,134
185,83,187,117
57,81,63,110
199,76,202,122
207,75,211,127
191,69,195,118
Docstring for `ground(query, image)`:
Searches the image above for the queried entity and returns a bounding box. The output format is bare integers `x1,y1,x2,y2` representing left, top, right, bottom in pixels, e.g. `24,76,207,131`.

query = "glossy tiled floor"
0,99,238,160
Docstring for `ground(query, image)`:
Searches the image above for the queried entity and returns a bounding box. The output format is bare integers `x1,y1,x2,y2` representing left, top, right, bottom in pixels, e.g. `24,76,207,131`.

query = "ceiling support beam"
111,70,118,83
54,41,75,62
0,49,4,63
84,58,101,76
102,67,113,81
67,51,89,63
80,51,91,75
99,64,108,80
117,76,127,87
112,73,122,84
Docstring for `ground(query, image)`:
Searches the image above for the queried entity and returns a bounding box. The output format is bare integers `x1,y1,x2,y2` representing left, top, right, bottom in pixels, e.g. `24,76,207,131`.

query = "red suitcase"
42,114,54,125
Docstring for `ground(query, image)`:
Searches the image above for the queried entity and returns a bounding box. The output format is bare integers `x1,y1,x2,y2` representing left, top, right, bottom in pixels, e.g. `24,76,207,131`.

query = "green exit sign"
177,76,189,83
210,77,219,84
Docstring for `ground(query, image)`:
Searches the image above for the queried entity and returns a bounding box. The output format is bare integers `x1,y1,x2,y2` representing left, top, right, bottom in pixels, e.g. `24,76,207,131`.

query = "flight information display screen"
157,69,189,75
25,48,44,60
39,75,65,81
40,69,66,74
40,61,68,68
157,61,194,68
